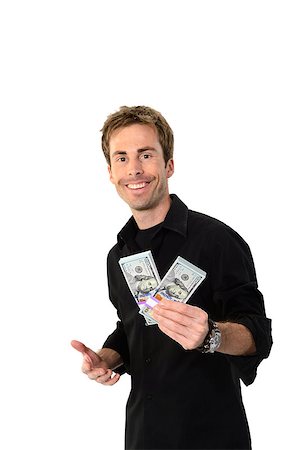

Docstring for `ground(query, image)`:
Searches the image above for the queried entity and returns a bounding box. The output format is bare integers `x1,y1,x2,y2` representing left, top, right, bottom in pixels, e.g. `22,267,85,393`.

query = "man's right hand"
71,340,121,386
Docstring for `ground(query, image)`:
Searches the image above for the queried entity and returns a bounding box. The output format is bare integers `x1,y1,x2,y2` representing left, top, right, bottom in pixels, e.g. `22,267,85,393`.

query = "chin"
124,195,155,211
129,201,154,211
118,186,167,212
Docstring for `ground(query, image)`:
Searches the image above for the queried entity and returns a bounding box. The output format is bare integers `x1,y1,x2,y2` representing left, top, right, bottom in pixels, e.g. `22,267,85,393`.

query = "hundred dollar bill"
139,256,207,324
154,256,206,303
119,251,161,306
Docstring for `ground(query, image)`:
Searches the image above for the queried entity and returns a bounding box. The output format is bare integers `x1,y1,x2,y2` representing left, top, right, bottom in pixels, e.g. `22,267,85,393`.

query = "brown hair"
101,105,174,165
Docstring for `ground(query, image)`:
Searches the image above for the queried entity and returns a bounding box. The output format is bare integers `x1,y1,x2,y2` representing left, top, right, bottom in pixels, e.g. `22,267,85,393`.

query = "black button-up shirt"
103,194,272,450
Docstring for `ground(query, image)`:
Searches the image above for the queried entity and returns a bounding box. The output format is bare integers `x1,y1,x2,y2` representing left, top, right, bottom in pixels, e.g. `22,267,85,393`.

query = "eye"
140,153,151,160
116,156,126,162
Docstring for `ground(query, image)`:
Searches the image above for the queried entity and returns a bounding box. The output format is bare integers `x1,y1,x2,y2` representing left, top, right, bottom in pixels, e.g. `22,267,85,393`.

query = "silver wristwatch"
197,320,222,353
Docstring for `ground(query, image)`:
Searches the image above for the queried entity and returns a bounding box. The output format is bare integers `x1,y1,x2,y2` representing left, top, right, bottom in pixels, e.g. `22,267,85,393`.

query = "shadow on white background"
0,1,298,449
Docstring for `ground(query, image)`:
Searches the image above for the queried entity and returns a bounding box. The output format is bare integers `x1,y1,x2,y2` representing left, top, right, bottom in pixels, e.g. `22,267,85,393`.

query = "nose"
127,159,144,177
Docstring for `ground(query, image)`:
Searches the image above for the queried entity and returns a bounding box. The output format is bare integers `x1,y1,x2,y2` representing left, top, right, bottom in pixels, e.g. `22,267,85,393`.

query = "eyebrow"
111,147,158,158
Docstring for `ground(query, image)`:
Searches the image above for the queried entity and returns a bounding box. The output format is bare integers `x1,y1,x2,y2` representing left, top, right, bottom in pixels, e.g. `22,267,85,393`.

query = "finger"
94,369,113,383
157,300,205,319
71,340,87,353
156,314,191,341
71,340,101,367
87,367,108,380
157,317,205,350
82,356,92,374
153,307,195,328
72,341,92,371
71,340,92,363
98,372,121,386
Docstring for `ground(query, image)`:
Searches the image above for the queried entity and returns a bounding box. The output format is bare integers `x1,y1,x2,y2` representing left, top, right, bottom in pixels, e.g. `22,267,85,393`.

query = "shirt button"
146,394,153,400
145,357,151,364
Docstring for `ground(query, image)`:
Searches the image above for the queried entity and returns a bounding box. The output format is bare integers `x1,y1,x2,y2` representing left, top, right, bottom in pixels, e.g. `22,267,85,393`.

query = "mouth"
126,181,151,190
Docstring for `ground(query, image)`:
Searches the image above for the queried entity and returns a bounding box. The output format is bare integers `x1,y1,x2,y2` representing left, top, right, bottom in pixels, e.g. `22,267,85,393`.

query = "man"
72,106,272,450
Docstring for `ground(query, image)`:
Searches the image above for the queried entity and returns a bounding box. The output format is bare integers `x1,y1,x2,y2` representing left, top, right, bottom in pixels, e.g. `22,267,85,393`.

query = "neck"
131,195,172,230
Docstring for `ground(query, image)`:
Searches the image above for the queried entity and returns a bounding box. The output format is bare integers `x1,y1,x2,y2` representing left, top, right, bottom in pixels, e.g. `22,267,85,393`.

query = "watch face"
210,329,221,352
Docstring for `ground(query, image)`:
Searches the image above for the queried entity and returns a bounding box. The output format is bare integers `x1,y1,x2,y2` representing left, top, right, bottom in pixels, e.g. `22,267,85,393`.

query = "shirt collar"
117,194,188,248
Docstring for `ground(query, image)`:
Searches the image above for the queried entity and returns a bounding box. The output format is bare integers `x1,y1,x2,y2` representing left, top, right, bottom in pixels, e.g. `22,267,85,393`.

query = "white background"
0,1,298,449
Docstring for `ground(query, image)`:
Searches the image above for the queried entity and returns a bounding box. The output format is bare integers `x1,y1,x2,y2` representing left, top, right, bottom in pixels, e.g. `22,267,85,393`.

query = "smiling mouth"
126,182,150,190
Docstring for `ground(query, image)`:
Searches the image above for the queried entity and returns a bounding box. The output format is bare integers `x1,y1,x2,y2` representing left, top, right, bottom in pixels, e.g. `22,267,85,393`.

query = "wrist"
98,347,123,370
196,319,222,354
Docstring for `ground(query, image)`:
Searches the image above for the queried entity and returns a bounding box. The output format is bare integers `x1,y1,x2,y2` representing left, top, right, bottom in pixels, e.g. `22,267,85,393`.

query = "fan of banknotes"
119,251,206,326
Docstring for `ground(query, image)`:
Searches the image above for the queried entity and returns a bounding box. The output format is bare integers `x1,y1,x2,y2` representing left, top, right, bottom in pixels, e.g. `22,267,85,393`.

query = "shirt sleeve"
102,319,131,375
102,249,131,375
211,225,273,386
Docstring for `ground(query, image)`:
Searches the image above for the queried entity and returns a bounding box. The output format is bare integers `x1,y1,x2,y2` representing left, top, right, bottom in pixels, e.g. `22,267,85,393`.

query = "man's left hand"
152,299,209,350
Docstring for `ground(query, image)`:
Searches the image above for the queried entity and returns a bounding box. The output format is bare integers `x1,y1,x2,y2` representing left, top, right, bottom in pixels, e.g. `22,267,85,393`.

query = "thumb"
71,340,102,368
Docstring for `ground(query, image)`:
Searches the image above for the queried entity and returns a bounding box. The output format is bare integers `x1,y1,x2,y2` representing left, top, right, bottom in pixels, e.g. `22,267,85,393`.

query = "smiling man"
108,121,174,227
72,106,272,450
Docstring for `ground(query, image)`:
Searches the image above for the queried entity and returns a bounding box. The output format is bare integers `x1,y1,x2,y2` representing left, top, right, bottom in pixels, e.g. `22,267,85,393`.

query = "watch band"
196,319,222,354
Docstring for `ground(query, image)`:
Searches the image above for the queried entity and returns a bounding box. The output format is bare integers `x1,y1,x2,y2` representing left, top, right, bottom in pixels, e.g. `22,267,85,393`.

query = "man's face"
167,283,188,300
108,124,174,212
137,277,158,293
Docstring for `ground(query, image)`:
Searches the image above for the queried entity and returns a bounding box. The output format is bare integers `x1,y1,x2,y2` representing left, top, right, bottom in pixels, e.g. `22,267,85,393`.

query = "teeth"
127,182,147,189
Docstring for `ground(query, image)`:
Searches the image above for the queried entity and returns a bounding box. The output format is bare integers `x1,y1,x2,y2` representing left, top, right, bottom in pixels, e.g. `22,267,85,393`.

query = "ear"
107,165,115,184
166,159,174,179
